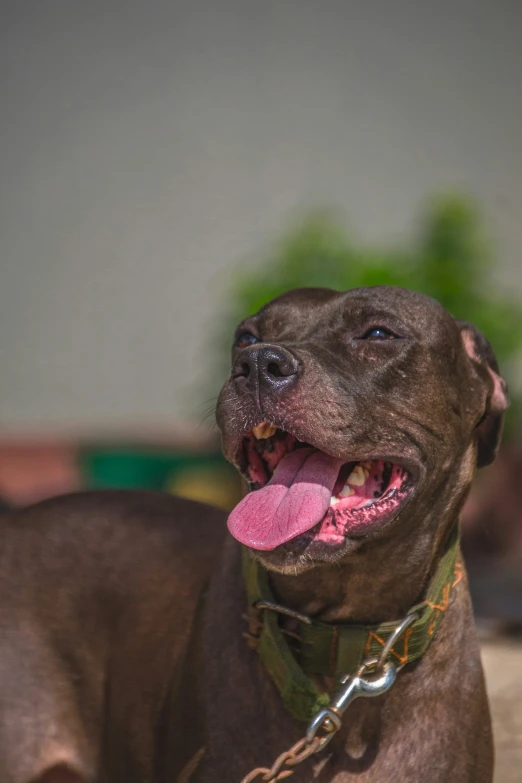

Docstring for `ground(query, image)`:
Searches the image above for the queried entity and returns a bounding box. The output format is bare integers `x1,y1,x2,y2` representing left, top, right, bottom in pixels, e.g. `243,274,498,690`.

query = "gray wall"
1,1,521,432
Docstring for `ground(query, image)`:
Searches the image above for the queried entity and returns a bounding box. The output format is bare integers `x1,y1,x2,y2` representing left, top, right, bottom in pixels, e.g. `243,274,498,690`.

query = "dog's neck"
267,517,456,625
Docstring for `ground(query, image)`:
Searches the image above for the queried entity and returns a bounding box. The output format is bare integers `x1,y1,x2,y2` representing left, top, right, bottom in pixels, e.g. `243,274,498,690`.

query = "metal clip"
305,659,397,751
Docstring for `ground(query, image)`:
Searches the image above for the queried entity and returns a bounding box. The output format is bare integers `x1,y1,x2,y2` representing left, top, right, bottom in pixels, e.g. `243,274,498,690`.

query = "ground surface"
481,639,522,782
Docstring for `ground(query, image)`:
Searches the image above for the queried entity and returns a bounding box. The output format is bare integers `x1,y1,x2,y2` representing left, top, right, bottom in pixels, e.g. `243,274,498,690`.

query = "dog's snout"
233,345,299,393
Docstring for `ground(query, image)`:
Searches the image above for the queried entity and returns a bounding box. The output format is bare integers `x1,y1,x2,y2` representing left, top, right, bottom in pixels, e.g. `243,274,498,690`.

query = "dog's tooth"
347,465,366,486
252,422,278,440
330,497,340,506
339,485,355,497
360,461,371,480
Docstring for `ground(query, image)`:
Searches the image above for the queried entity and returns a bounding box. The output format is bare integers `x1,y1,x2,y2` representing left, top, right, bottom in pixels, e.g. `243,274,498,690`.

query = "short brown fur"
0,287,505,782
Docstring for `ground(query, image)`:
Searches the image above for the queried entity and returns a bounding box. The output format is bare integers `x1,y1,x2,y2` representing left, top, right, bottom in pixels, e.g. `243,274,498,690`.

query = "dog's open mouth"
227,423,414,551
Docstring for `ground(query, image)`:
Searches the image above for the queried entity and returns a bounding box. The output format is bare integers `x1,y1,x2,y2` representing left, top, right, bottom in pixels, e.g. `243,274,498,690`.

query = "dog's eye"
362,327,396,340
235,332,259,349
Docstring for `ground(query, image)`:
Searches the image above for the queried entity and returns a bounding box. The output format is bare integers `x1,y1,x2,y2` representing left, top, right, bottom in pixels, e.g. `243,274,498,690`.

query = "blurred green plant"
216,195,522,438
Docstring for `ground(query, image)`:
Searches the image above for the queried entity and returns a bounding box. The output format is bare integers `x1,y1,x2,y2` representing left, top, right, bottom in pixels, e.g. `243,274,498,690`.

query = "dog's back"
0,491,226,783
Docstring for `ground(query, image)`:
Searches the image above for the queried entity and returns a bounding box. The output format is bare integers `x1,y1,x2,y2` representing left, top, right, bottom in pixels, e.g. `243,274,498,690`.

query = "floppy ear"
457,321,509,468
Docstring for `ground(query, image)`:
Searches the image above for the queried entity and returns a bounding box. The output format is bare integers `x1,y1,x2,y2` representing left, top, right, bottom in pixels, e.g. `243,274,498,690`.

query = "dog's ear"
457,321,509,467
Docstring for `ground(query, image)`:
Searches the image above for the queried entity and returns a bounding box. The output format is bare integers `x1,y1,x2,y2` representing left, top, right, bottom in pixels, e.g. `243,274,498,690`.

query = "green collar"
242,524,462,722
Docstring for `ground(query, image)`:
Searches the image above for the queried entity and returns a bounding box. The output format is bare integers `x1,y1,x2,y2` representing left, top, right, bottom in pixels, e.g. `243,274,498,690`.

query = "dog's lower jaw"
250,511,405,576
262,507,458,625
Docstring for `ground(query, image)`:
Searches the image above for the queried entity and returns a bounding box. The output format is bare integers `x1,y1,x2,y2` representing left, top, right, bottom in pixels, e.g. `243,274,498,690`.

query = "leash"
240,524,462,781
240,648,401,782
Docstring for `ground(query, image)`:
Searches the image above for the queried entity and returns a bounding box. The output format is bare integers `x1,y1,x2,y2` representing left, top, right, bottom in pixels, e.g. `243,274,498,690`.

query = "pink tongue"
227,448,344,551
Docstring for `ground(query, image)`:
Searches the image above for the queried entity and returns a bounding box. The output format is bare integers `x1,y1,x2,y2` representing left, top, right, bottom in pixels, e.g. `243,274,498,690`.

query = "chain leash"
240,612,417,783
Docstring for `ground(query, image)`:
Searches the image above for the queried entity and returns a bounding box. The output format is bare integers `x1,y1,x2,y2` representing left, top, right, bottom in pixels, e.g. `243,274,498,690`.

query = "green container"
80,447,225,491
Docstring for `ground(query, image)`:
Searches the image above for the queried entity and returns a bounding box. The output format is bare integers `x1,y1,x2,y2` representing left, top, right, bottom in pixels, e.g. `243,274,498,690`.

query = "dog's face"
217,286,508,573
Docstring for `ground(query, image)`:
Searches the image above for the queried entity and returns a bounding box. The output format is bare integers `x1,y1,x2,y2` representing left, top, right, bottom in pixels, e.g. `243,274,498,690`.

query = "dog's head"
216,286,508,573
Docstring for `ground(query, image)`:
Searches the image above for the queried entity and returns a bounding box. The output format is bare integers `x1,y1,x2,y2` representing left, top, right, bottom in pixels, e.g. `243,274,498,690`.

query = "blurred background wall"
1,0,522,433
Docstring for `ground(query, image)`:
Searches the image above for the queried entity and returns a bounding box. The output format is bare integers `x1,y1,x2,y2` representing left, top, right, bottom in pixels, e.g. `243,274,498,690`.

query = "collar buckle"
254,600,313,625
242,600,312,651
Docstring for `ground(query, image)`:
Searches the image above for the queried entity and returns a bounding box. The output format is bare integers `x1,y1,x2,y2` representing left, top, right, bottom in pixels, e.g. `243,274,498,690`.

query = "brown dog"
0,286,507,782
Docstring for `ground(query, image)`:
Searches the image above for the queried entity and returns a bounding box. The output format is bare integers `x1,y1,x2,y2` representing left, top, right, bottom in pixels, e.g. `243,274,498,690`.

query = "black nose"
233,345,299,393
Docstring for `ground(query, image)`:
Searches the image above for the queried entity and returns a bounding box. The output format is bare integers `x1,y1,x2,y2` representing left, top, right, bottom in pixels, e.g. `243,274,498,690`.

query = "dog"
0,286,507,782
